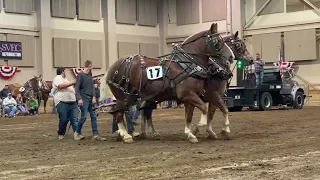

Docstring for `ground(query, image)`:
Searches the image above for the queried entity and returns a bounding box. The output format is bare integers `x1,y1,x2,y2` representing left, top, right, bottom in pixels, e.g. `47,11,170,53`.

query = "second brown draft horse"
100,23,233,143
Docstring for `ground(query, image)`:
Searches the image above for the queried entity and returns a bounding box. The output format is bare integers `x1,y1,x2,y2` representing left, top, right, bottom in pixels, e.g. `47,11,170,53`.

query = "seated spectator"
27,97,39,115
3,93,18,118
1,84,11,99
16,94,27,115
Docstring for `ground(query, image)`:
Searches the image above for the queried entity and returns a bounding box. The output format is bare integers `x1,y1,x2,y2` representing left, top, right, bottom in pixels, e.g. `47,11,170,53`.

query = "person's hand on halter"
92,97,96,104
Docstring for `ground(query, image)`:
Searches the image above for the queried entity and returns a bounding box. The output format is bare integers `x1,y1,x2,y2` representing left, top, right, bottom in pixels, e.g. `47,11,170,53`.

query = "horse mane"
181,30,208,45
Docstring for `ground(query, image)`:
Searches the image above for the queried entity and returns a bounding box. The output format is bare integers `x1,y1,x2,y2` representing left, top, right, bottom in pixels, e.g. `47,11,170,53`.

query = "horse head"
33,75,50,92
224,31,253,63
180,23,225,65
24,76,42,97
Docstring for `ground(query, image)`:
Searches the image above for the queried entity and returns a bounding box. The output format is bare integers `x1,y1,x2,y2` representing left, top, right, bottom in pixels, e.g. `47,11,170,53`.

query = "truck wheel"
260,92,273,111
228,106,243,112
293,91,304,109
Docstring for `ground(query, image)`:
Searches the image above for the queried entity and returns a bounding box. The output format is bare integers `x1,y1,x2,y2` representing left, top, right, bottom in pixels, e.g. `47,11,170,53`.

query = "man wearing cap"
3,93,18,118
53,67,79,140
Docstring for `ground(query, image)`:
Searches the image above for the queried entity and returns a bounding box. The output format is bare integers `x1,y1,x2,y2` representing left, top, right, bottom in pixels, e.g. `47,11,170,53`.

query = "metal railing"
292,72,319,104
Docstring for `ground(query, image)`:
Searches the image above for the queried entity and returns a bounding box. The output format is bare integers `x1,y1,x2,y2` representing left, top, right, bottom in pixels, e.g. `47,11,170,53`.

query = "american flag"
278,45,284,78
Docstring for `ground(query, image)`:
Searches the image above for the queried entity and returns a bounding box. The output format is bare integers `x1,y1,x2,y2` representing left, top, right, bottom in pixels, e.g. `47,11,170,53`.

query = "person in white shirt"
3,93,18,118
53,67,78,140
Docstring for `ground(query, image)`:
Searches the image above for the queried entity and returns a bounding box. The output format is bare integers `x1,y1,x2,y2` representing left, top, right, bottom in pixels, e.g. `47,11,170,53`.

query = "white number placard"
146,66,163,80
19,87,25,92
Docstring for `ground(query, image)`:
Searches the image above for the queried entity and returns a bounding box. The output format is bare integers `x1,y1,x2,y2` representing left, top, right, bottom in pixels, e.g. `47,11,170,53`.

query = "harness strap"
138,55,146,92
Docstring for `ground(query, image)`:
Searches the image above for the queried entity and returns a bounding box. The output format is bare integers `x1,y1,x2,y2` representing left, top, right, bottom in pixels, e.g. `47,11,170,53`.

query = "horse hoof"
191,125,200,135
221,131,231,140
208,134,218,140
123,136,134,143
150,132,161,140
188,138,199,144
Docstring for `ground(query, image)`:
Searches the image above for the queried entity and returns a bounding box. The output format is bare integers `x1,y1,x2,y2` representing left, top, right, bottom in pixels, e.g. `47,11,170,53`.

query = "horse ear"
39,75,42,78
234,31,239,38
209,23,218,34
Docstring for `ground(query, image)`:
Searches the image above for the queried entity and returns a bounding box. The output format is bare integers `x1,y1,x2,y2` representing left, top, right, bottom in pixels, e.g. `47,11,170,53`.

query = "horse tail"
99,67,113,103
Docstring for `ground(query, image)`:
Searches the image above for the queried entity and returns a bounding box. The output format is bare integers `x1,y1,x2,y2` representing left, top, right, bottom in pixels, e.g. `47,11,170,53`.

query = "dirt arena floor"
0,106,319,180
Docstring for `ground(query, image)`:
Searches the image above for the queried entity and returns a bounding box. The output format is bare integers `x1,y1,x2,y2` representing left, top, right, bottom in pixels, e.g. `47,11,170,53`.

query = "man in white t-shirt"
53,67,79,140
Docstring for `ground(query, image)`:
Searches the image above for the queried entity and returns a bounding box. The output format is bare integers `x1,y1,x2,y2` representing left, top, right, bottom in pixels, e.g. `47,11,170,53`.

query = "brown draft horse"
7,76,45,102
139,32,253,141
100,23,226,143
191,32,253,139
38,80,52,113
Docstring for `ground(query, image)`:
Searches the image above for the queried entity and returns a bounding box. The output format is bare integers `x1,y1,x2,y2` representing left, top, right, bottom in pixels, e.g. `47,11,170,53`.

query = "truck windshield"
263,69,291,83
263,69,281,83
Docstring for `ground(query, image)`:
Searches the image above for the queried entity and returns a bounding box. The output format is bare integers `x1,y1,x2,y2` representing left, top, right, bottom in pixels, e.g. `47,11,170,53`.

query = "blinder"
206,33,224,56
230,39,246,59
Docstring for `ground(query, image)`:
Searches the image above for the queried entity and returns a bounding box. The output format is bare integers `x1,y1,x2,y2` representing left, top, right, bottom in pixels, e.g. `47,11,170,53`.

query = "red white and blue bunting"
0,66,18,79
71,68,84,77
273,62,295,71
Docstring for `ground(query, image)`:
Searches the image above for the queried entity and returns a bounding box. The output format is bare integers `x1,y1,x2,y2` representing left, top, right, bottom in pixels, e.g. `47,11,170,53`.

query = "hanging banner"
71,68,84,77
0,66,18,79
0,41,22,60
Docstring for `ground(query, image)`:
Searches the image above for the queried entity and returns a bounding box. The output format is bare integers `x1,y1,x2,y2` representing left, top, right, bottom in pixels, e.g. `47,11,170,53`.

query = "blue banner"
0,41,22,60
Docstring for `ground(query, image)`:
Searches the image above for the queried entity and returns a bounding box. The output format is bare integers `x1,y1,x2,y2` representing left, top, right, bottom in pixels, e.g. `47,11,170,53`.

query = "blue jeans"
76,98,99,136
56,102,79,136
17,105,26,114
112,106,134,133
5,106,17,117
28,106,39,114
132,102,140,122
255,71,264,85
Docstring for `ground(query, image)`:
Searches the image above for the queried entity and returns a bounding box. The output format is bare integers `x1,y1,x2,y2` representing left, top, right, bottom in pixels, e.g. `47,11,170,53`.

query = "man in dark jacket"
74,60,106,141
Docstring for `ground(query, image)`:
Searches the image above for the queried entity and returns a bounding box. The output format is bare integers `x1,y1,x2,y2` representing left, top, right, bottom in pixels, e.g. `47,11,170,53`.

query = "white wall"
116,24,160,36
51,17,104,32
0,10,37,30
167,0,228,37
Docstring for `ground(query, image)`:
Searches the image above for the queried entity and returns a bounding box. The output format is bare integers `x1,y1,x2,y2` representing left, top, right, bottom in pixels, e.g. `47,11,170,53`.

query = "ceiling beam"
244,0,272,29
302,0,320,17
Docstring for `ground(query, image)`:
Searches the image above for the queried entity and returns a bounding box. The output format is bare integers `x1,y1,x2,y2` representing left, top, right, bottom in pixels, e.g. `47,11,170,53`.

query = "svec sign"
0,41,22,60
